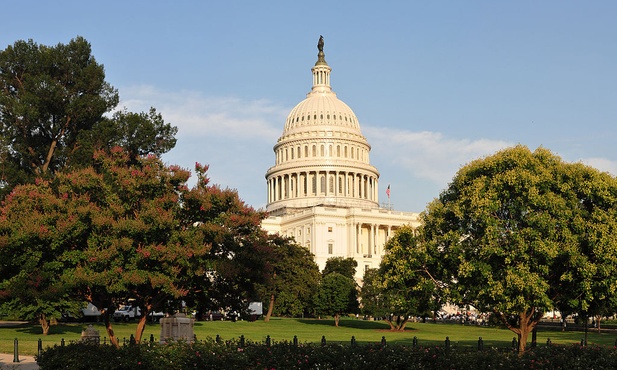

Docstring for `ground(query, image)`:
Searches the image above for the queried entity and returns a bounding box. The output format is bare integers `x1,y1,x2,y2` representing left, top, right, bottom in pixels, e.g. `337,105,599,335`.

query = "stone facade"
159,313,194,343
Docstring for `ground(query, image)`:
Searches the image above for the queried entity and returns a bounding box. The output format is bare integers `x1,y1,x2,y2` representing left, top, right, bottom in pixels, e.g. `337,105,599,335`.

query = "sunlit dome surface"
265,36,379,213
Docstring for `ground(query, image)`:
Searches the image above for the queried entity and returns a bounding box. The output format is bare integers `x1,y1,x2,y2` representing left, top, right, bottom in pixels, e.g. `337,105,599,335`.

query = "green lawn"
1,318,615,356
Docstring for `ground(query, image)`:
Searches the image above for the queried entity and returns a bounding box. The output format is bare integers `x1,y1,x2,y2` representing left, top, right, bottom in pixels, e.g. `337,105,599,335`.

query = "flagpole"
386,184,391,210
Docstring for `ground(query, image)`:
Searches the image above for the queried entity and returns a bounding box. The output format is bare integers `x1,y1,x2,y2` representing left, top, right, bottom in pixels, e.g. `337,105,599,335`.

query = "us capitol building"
261,37,419,281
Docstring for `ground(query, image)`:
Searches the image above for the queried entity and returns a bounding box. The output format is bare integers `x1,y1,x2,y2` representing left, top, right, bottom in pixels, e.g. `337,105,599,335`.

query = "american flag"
386,184,390,198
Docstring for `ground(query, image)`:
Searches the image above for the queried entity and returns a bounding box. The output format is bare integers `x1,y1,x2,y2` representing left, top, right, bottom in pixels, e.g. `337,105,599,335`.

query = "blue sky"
3,1,616,212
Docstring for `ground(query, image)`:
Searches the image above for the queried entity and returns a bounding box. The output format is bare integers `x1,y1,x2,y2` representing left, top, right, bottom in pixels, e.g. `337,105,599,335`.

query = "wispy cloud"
115,86,616,212
364,126,512,185
580,157,617,176
118,85,285,141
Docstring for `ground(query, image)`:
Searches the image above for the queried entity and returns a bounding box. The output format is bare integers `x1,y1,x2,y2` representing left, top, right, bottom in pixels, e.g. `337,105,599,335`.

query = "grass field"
1,317,615,356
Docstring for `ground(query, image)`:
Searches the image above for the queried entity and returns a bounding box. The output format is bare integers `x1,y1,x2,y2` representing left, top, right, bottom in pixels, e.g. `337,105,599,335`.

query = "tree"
314,272,358,326
0,37,177,199
256,235,321,321
368,226,440,331
178,163,274,320
421,145,617,352
71,107,177,167
359,268,388,319
0,148,207,341
322,257,357,280
549,162,617,339
0,37,119,195
0,148,274,347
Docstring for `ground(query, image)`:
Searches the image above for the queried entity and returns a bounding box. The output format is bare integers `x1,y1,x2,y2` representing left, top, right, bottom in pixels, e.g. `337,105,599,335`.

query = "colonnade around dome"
266,170,379,210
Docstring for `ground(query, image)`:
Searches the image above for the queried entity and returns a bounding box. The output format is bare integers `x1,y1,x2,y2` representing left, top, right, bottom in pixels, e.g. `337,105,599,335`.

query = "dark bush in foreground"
37,340,617,369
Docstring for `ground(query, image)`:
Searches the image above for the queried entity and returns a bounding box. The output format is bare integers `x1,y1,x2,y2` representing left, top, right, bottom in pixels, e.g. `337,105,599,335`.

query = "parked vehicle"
247,302,263,321
206,311,225,321
148,311,165,322
113,305,141,322
61,303,103,322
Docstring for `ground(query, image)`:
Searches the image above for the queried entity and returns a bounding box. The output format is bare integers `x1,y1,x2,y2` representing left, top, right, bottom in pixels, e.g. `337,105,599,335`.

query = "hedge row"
37,339,617,370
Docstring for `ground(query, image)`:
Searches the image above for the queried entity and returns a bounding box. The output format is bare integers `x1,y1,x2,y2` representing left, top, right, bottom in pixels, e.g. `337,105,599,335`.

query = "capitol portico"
261,37,419,281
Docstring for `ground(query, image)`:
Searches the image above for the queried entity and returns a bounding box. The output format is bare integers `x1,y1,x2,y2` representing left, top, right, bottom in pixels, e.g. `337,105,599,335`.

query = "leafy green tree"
71,107,177,167
421,145,617,352
359,268,388,319
0,37,177,199
322,257,357,280
367,226,440,331
549,162,617,338
256,235,321,321
0,37,118,195
314,272,358,326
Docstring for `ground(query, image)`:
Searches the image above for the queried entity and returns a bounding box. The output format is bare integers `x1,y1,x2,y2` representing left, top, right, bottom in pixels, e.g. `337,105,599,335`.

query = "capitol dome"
265,36,380,213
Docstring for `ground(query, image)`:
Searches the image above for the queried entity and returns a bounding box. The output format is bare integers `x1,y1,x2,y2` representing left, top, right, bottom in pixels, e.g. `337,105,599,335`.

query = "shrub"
37,340,617,369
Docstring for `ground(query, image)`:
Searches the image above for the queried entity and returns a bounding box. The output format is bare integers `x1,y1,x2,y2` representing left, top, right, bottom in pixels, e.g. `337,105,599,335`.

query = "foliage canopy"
420,145,617,352
0,37,176,199
0,149,272,345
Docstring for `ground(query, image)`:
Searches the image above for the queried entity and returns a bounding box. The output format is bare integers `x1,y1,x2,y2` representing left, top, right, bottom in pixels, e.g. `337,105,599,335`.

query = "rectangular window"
328,243,333,254
328,227,333,232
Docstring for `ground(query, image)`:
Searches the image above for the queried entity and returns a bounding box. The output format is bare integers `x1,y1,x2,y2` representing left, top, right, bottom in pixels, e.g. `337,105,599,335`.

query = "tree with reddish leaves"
179,163,274,319
0,148,273,346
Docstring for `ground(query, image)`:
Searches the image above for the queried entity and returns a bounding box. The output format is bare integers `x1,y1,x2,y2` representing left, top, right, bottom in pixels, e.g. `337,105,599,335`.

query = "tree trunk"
398,317,410,331
135,310,149,343
102,310,120,349
39,313,50,335
501,309,539,353
334,313,340,327
385,315,410,331
264,294,275,322
41,119,69,173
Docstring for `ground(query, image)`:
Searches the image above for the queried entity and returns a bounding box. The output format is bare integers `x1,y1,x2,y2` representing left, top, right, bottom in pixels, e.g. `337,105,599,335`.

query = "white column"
370,224,375,256
355,223,360,254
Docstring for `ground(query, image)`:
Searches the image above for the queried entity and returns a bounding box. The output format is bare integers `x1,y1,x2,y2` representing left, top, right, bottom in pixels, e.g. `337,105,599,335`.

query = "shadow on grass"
297,318,395,330
15,323,92,336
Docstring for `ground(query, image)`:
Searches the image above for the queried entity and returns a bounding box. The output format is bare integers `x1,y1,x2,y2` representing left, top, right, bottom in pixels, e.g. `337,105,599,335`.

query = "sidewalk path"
0,353,38,370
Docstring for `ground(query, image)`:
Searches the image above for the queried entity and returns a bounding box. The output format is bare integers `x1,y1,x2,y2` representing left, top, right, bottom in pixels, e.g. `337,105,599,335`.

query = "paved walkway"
0,353,38,370
0,323,39,369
